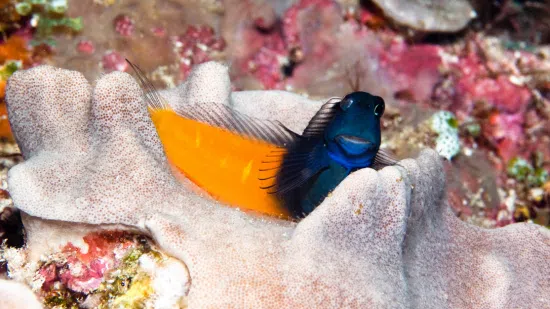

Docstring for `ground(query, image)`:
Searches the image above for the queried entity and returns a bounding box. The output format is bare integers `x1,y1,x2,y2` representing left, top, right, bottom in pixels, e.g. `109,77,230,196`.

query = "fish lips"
335,134,378,155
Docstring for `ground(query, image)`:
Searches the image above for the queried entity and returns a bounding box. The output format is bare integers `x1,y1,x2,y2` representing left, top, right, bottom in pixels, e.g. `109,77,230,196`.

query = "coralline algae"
2,62,550,308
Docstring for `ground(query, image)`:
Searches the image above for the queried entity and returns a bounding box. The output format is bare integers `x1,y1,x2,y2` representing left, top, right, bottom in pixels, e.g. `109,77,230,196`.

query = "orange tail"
150,108,290,218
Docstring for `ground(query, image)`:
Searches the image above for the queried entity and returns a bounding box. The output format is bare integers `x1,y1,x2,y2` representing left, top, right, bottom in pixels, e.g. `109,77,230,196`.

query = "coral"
113,14,134,37
101,50,128,72
2,214,189,309
379,41,443,102
173,25,226,81
4,63,550,308
0,279,42,309
452,51,533,114
369,0,476,32
482,111,525,162
75,39,94,54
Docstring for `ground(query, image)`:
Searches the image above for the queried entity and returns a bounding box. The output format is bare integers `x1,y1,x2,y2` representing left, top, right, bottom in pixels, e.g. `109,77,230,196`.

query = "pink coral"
379,41,444,102
57,257,106,293
36,232,136,293
282,0,338,48
102,51,128,72
483,111,525,162
150,26,166,37
173,25,226,81
76,40,95,54
243,31,286,89
113,14,134,37
38,263,57,290
228,0,342,90
453,52,532,114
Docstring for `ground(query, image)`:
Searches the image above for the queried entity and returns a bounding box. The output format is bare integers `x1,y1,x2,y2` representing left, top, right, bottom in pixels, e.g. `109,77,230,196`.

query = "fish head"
324,91,384,168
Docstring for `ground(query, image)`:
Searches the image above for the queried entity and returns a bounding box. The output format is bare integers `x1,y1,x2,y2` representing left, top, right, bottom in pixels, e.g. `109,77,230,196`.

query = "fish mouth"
335,135,376,155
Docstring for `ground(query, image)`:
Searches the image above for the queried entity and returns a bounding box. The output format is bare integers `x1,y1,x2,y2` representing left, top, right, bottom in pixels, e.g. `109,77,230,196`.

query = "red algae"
38,231,136,294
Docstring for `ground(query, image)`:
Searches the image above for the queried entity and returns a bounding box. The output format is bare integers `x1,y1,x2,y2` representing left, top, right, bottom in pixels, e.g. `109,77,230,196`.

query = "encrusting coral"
4,62,550,308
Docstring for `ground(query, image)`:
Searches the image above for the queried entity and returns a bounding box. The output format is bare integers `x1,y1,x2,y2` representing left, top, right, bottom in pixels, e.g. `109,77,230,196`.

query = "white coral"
4,62,550,308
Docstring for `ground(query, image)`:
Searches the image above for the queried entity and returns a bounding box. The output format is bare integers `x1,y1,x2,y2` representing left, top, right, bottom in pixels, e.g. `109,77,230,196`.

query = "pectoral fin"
259,139,329,195
371,148,400,170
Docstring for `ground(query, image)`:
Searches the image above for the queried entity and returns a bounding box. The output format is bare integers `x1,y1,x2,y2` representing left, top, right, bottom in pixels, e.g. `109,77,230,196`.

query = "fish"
258,91,396,217
127,60,397,220
127,60,296,219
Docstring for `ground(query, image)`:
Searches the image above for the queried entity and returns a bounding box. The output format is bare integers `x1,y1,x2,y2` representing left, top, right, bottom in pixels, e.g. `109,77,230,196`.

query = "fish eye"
339,98,354,110
374,103,385,116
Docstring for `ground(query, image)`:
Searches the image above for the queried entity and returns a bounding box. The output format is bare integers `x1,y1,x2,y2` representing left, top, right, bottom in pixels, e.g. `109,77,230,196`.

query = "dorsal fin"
370,148,401,170
301,97,341,138
126,59,299,147
126,59,168,110
174,103,298,147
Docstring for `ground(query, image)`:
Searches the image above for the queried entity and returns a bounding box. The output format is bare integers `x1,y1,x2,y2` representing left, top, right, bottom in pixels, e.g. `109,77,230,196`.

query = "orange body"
150,108,290,218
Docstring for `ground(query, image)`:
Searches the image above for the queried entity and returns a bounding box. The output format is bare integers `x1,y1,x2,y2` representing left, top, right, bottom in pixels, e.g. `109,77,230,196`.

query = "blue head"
324,91,385,170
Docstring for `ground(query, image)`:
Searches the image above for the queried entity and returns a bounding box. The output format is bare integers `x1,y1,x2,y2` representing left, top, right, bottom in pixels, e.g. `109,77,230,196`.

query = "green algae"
97,245,163,309
507,156,548,187
0,60,22,81
13,0,82,47
43,289,82,309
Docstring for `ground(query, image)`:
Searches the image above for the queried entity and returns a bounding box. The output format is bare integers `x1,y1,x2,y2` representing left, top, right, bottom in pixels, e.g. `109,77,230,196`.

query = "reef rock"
371,0,476,32
4,63,550,308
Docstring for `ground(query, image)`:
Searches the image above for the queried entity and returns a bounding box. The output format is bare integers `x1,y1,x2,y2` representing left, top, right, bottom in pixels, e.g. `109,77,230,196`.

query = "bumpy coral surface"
4,63,550,308
0,279,42,309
